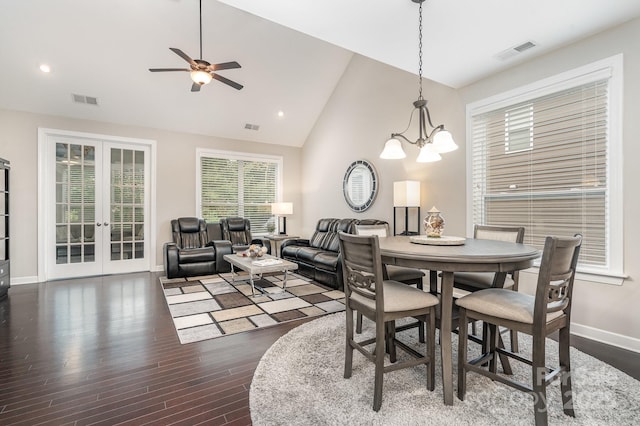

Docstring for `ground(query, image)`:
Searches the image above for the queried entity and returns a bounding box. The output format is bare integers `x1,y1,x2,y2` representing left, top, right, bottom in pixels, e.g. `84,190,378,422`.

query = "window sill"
521,267,627,286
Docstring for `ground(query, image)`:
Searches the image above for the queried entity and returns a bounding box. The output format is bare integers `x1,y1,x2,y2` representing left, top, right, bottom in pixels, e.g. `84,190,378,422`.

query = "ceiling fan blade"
191,82,202,92
148,68,190,72
208,61,241,71
211,73,243,90
170,48,197,67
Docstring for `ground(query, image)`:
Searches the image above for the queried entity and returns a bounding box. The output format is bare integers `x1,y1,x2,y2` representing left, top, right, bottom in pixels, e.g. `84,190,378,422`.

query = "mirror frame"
343,159,378,212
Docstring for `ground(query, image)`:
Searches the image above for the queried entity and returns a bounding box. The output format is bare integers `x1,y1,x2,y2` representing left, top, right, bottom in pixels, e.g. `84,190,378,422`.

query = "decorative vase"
424,206,445,237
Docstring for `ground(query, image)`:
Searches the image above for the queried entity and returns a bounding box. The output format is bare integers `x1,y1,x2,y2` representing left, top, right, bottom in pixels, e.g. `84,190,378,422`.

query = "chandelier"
380,0,457,163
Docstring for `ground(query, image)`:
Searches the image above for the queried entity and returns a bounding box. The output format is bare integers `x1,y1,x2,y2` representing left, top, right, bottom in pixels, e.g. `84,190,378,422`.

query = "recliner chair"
163,217,233,278
220,217,270,254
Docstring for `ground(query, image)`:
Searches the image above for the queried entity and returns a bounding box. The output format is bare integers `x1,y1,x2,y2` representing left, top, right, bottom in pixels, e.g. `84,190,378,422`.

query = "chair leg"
510,329,519,352
344,308,354,379
488,323,499,374
559,326,575,417
356,312,363,334
426,311,436,391
457,307,469,401
386,321,397,363
532,336,548,426
373,319,386,411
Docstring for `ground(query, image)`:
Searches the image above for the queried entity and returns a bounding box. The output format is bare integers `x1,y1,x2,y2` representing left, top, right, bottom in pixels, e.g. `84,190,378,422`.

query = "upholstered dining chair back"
339,232,385,312
474,224,525,244
534,234,582,323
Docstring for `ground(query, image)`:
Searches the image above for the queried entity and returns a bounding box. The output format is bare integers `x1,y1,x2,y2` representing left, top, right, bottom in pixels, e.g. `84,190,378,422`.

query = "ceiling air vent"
72,94,99,106
244,123,260,131
495,41,537,61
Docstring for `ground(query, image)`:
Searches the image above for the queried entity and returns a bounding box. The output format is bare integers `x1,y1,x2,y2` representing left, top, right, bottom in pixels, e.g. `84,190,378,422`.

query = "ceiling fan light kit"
148,0,243,92
380,0,457,163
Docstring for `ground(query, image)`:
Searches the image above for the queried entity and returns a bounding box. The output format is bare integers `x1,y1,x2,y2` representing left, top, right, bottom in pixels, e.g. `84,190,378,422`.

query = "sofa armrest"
164,242,179,278
212,240,233,273
281,238,310,249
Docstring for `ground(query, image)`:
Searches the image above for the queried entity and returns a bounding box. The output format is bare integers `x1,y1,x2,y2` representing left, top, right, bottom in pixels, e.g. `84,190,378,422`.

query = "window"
197,149,282,234
467,55,623,278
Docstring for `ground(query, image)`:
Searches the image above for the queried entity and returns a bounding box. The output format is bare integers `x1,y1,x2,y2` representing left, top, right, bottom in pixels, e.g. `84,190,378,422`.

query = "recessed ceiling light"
277,110,284,118
39,64,51,73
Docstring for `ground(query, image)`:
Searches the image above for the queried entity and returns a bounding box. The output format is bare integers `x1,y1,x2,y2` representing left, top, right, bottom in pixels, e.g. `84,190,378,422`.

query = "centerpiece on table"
424,206,445,237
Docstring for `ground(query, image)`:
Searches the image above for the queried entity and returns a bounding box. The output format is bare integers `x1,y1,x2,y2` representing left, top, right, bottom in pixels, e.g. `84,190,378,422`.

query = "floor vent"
72,94,99,106
244,123,260,131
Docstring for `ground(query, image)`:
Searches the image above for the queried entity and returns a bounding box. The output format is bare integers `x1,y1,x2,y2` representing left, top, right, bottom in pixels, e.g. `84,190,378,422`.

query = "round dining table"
378,235,540,405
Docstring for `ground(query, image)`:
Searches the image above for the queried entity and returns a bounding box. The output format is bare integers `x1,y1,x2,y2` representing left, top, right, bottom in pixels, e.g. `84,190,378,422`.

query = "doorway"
38,129,156,281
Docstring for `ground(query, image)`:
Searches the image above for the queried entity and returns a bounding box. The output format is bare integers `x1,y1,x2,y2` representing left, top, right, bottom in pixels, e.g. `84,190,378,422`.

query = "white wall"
301,54,466,238
0,108,303,281
458,17,640,350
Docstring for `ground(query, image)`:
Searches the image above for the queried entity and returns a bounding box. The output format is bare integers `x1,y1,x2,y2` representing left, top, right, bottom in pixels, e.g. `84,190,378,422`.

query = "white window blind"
199,151,281,234
471,79,609,269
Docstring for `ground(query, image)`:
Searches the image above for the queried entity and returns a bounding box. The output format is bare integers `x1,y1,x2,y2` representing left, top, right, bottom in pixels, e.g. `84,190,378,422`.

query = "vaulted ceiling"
2,0,639,147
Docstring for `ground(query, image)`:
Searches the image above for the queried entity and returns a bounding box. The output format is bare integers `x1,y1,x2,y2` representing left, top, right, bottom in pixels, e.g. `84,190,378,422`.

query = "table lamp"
271,202,293,235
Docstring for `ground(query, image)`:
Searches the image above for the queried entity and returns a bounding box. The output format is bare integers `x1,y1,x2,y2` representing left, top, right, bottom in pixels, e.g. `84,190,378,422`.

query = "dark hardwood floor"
1,272,638,425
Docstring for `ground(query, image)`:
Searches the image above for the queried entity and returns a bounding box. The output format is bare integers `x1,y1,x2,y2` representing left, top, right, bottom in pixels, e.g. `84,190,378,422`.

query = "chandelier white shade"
380,138,407,159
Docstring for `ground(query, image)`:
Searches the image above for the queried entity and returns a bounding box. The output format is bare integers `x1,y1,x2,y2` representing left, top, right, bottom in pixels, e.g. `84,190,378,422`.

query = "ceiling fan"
149,0,243,92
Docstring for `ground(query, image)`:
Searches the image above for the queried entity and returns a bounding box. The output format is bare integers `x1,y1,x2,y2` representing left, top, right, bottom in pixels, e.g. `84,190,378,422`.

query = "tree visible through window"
198,151,281,234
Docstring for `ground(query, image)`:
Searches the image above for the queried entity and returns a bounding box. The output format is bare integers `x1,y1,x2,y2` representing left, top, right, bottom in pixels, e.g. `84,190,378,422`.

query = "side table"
263,234,299,258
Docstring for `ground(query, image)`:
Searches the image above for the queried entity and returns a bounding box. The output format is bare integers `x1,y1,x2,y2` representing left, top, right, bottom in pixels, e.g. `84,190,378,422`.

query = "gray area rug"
250,312,640,425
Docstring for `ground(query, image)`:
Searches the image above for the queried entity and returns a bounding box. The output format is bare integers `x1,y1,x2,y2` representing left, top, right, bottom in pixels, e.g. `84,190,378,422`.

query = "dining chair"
354,222,426,342
453,224,525,352
338,231,438,411
456,234,582,426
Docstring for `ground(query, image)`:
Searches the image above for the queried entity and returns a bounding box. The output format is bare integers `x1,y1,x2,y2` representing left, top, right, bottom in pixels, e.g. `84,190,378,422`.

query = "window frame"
196,148,283,235
466,54,624,283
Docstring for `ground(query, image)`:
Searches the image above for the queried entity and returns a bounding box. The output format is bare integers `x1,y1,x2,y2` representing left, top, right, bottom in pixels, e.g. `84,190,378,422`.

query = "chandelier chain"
418,0,423,100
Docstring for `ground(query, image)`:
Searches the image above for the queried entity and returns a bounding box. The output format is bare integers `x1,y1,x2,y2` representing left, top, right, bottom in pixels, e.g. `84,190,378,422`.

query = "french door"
40,131,152,280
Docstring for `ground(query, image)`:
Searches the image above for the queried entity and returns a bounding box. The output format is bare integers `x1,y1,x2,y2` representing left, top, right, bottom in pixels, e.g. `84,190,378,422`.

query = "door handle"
96,223,102,227
104,222,109,227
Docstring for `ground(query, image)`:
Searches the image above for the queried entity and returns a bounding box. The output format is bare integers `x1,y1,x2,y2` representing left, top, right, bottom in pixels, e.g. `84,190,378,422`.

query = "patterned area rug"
160,272,345,344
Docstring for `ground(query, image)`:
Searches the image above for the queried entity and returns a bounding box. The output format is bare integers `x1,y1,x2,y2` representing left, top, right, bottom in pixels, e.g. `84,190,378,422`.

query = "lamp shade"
432,130,458,153
190,70,212,85
393,181,421,207
416,144,442,163
271,202,293,215
380,138,407,159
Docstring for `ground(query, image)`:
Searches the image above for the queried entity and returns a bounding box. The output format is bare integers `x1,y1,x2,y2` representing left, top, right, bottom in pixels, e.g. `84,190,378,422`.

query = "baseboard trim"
572,322,640,353
10,276,40,285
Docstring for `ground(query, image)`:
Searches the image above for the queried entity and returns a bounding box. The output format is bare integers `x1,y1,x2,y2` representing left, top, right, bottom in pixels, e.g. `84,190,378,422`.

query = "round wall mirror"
343,159,378,212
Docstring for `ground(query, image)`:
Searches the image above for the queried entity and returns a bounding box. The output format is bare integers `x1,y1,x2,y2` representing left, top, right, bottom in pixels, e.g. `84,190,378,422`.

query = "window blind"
200,155,279,234
471,79,609,268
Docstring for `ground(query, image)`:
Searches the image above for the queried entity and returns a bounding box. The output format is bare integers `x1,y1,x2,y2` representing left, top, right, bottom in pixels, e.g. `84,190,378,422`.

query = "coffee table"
223,253,299,297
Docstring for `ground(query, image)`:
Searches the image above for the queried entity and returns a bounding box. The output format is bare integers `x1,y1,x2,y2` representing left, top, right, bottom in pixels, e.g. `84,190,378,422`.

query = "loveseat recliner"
163,217,233,279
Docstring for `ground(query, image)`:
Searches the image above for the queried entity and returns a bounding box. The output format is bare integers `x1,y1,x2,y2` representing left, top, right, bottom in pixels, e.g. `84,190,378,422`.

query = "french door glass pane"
110,148,144,261
55,143,96,265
